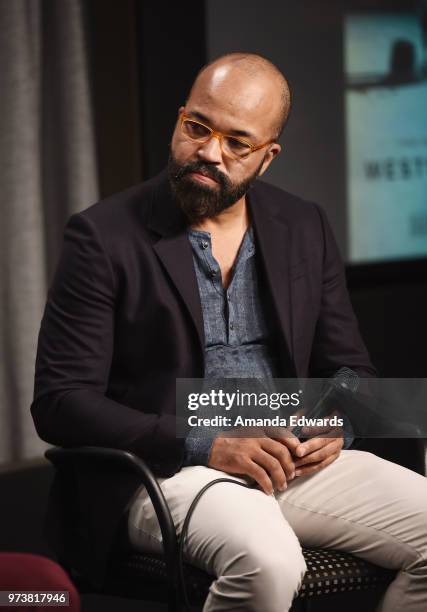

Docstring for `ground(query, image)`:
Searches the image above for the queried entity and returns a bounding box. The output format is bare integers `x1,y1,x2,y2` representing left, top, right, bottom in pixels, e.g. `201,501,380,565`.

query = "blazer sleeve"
31,213,185,474
308,204,377,379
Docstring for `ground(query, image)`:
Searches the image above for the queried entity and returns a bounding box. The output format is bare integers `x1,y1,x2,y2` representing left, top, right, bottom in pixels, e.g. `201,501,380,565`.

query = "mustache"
172,161,229,187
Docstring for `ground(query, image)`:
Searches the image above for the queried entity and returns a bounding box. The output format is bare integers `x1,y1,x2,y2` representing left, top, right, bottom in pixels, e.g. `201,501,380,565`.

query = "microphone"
292,367,359,438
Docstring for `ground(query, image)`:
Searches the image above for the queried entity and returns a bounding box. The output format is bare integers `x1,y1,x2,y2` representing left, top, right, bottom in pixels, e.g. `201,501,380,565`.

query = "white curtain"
0,0,99,463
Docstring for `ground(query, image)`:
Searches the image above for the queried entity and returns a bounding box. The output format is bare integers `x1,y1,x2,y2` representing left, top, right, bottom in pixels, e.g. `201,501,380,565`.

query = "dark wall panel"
137,0,207,178
85,0,142,197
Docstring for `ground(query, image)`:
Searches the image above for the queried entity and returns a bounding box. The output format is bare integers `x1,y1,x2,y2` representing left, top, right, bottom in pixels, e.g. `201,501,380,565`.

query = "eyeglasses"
179,112,275,160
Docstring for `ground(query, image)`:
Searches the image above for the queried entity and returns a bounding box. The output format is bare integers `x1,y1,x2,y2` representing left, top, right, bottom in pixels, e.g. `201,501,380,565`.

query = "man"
32,53,427,611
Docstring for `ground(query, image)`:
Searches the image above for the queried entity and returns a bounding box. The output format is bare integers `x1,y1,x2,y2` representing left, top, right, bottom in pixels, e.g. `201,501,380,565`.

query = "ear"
257,143,282,177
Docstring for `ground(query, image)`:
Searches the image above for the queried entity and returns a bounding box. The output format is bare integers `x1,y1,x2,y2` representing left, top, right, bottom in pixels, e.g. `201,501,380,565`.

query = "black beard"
167,153,264,223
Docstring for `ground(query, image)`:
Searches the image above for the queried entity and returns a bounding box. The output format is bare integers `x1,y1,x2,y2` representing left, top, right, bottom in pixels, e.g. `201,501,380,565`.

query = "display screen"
345,12,427,263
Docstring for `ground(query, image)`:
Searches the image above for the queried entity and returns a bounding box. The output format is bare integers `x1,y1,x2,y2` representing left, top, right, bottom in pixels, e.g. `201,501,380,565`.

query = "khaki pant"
128,450,427,611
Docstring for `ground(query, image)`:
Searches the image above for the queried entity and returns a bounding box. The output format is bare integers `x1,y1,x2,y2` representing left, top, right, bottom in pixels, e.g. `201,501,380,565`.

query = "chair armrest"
45,446,179,590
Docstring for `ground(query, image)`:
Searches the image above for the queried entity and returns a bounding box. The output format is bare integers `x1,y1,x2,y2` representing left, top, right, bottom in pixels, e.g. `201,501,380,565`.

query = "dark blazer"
31,169,375,583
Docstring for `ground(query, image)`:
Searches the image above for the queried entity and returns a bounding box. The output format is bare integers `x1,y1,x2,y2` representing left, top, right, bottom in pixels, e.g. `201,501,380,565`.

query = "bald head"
188,53,292,139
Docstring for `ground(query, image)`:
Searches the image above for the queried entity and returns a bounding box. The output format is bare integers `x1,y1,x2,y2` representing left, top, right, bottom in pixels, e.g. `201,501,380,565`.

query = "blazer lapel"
147,174,205,357
153,234,205,353
248,187,296,376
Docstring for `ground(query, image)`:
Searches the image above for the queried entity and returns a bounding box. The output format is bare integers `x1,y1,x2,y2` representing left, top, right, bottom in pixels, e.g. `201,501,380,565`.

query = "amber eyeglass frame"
179,112,275,160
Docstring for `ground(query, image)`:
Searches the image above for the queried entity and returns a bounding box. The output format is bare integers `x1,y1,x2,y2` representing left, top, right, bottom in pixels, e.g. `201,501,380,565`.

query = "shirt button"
209,270,217,279
201,241,209,250
229,322,234,330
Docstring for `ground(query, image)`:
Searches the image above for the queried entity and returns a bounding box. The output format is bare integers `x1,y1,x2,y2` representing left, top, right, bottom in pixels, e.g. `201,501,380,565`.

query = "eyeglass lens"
182,119,252,158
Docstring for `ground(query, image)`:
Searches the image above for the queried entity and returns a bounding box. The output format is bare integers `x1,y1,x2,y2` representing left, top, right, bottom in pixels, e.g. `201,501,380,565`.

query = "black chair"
45,443,425,611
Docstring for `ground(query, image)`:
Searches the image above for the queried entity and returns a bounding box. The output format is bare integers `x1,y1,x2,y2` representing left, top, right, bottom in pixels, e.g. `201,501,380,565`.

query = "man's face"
168,64,282,222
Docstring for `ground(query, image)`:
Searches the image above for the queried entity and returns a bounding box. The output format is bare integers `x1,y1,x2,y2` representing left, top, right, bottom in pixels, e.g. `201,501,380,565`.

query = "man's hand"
293,418,344,476
208,429,300,495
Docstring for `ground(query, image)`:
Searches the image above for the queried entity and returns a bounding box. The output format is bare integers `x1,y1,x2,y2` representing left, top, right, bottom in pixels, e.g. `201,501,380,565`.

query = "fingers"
275,433,301,455
294,451,341,476
253,449,289,492
208,436,292,496
264,426,301,454
242,441,297,493
295,429,343,458
260,437,295,481
244,459,275,495
294,438,343,467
